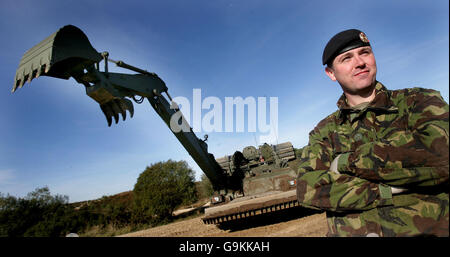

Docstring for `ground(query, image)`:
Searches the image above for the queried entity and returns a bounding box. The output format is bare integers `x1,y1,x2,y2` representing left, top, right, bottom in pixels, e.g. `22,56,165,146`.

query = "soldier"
296,29,449,237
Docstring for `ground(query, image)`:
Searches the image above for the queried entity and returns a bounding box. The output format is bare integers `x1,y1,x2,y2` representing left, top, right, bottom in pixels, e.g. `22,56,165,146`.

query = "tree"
132,160,198,224
198,173,214,199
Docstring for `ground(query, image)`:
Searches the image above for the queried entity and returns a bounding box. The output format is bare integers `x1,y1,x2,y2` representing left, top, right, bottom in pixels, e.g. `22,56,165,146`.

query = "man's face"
325,46,377,94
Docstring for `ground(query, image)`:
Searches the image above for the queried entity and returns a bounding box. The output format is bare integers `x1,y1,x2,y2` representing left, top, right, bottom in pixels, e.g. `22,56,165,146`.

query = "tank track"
202,190,299,225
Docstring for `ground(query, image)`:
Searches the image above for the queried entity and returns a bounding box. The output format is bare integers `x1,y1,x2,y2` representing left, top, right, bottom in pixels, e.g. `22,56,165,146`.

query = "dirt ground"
119,209,328,237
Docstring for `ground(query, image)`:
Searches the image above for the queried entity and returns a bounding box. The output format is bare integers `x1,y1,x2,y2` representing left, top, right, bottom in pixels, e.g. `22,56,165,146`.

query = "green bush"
132,160,198,224
0,187,82,237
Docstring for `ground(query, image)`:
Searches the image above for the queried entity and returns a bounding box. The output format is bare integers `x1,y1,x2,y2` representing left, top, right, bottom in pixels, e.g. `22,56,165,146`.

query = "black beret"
322,29,371,65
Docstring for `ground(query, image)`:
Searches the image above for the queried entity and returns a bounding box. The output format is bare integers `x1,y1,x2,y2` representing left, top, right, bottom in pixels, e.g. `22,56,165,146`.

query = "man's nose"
354,55,366,68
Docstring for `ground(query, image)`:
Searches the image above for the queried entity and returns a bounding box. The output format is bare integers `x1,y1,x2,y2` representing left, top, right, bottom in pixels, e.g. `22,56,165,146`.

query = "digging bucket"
13,25,102,92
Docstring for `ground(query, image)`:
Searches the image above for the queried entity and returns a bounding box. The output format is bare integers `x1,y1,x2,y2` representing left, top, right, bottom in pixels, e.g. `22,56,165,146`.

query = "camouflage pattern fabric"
296,82,449,237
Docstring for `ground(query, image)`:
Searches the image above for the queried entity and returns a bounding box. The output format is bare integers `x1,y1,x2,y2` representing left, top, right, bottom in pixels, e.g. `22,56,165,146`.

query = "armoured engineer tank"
12,24,304,227
203,142,301,225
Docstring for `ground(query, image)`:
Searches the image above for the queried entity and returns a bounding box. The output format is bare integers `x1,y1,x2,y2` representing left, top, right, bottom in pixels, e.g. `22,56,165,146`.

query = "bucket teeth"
114,98,127,121
100,103,114,127
122,98,134,118
28,72,34,83
36,65,44,78
99,97,134,127
110,100,120,124
13,64,49,93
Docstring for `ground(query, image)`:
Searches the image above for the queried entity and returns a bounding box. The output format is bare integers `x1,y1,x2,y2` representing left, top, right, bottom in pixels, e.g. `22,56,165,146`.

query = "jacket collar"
336,81,398,124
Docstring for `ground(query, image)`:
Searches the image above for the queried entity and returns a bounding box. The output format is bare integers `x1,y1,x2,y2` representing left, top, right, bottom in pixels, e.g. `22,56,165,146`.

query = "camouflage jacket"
296,81,449,237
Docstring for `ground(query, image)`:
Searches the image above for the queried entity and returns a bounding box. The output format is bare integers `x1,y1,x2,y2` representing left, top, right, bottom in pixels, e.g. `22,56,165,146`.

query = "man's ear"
325,66,337,81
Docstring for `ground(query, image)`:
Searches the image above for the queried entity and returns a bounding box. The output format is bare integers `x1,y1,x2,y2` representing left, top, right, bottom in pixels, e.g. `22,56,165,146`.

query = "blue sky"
1,0,448,202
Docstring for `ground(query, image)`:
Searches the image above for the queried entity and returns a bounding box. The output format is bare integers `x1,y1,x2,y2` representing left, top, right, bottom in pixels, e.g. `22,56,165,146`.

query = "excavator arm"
12,24,231,199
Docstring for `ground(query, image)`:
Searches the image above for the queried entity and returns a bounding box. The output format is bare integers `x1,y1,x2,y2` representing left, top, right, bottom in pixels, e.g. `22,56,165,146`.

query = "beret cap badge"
359,32,369,43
